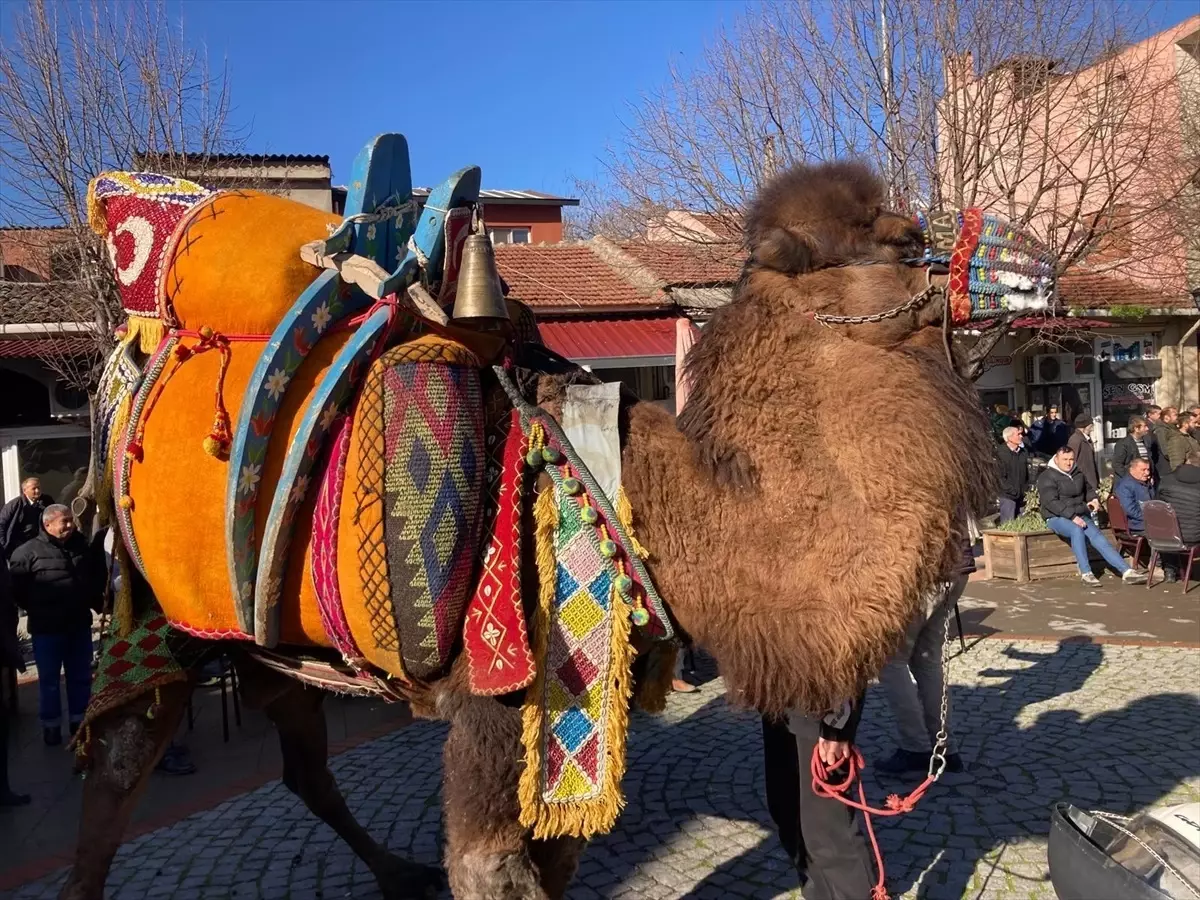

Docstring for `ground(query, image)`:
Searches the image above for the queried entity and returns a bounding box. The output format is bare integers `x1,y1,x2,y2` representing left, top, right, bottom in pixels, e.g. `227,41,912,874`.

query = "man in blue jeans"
9,505,104,745
1037,445,1148,587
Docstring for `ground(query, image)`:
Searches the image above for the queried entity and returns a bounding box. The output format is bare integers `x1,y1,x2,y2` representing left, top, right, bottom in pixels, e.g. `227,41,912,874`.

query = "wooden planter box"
982,528,1117,583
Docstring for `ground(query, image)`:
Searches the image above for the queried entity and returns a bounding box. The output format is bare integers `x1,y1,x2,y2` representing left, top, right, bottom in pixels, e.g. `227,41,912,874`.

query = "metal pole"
878,0,896,200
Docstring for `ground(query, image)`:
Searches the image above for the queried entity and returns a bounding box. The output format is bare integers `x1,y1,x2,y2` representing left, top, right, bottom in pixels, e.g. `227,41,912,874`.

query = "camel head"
740,160,1053,350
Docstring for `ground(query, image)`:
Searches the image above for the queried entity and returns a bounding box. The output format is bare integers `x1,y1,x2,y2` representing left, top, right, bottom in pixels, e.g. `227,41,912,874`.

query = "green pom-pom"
615,574,633,596
599,539,619,558
631,607,650,627
580,506,599,525
526,449,543,468
562,477,581,495
542,446,561,464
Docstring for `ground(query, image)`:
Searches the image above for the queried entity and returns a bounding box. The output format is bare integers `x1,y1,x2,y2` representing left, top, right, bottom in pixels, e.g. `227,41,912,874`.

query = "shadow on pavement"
584,639,1200,900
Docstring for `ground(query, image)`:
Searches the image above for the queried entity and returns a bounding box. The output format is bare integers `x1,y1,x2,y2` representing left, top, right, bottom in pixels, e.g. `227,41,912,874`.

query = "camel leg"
59,679,191,900
238,657,444,900
441,687,585,899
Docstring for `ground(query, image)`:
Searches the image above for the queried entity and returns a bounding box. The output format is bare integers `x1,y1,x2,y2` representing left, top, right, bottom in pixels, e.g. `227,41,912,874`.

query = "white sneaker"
1122,569,1148,585
1081,572,1101,586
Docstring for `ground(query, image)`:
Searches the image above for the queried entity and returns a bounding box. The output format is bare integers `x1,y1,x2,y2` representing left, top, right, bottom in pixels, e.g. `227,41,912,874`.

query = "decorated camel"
59,134,1054,900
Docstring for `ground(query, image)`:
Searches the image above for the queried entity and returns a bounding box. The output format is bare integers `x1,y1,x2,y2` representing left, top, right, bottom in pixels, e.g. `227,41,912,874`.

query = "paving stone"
10,641,1199,899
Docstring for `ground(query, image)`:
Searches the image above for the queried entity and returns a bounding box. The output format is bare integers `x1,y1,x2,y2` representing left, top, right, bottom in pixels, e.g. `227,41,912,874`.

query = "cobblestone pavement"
7,639,1199,900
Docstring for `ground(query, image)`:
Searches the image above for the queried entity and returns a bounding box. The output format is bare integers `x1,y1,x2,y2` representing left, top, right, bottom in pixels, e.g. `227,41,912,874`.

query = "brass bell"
452,232,510,324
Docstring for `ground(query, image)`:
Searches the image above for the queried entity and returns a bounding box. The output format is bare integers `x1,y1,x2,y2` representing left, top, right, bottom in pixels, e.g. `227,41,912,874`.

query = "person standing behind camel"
0,478,53,558
1066,415,1100,495
1163,412,1200,473
762,698,876,898
8,505,105,746
876,538,972,776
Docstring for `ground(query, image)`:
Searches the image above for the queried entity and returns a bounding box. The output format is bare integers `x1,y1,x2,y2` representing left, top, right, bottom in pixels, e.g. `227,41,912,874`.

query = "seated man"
1114,457,1155,534
1157,449,1200,544
1037,445,1148,586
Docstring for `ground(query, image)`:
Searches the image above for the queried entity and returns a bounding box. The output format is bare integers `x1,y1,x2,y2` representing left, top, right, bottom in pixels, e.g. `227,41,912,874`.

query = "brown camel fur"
60,160,994,899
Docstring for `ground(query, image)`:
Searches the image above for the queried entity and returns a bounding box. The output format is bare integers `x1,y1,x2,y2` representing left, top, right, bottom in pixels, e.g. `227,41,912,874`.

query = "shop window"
488,227,531,245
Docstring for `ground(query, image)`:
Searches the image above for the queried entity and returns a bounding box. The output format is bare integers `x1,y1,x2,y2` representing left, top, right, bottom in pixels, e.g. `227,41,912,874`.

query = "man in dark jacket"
9,504,104,745
1111,416,1156,483
0,555,30,806
1066,414,1100,494
1158,449,1200,544
1038,445,1147,586
0,478,53,557
1163,412,1200,474
996,425,1031,522
1114,457,1155,533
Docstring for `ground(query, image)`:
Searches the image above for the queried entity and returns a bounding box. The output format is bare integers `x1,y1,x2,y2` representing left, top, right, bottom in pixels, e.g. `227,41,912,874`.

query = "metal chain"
928,580,956,780
813,282,943,327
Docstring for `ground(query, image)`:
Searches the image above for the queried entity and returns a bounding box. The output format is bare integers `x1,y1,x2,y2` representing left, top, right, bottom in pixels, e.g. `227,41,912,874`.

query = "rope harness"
809,582,957,900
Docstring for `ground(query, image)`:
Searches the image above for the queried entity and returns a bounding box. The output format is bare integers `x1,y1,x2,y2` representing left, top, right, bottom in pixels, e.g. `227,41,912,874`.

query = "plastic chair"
1106,495,1146,569
1141,500,1200,593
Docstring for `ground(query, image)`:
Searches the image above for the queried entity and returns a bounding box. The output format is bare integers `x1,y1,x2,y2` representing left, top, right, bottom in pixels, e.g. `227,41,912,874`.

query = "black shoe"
154,748,197,776
874,748,928,775
42,727,62,747
0,789,31,807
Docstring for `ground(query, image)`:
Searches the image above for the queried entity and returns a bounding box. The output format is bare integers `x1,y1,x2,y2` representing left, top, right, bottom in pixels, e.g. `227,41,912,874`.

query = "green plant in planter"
997,484,1047,532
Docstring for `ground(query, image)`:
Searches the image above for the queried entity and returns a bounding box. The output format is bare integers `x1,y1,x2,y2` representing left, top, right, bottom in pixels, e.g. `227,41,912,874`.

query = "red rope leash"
810,746,938,900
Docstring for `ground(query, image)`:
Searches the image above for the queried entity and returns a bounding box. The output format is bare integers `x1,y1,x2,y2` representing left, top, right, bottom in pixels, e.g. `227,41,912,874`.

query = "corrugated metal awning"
0,336,95,358
538,316,680,369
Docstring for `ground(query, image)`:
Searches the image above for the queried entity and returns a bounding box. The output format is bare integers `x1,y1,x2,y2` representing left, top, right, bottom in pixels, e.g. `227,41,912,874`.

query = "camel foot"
375,854,446,900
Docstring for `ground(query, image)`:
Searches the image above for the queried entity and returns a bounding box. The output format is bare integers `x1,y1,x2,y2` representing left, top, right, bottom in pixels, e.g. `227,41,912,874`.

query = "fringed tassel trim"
615,486,650,560
96,391,132,531
126,316,165,356
112,536,135,637
518,487,560,835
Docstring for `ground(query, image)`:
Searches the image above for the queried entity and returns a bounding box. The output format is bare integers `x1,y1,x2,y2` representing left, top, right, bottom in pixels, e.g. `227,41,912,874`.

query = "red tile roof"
1057,271,1192,310
538,315,681,363
689,212,744,241
618,240,744,286
494,243,666,312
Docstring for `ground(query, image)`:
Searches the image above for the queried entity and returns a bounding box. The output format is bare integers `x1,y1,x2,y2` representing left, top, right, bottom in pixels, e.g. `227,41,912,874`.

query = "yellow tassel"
615,486,650,560
518,485,637,840
73,724,92,760
96,392,132,530
518,486,560,835
112,536,134,637
86,176,108,236
126,316,165,355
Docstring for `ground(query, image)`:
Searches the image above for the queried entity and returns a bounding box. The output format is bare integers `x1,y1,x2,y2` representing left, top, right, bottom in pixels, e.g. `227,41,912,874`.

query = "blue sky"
179,0,747,196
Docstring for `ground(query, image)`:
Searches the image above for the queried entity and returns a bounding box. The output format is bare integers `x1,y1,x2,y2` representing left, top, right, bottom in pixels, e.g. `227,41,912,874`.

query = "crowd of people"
993,403,1200,585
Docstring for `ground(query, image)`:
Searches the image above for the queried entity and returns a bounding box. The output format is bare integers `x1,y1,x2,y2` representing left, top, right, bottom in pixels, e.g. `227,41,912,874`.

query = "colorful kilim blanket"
462,404,535,695
518,441,639,840
380,340,485,679
71,610,190,758
93,338,142,523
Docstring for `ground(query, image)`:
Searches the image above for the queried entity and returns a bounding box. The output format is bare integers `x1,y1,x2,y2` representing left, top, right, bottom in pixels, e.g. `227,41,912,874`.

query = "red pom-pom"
125,440,143,463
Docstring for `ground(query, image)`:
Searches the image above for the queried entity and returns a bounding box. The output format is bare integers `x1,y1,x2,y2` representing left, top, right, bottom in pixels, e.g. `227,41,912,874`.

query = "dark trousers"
998,497,1023,523
762,716,876,900
30,628,93,727
0,708,11,792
